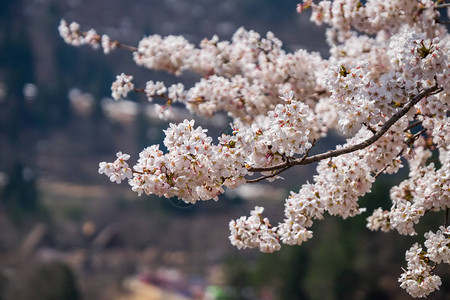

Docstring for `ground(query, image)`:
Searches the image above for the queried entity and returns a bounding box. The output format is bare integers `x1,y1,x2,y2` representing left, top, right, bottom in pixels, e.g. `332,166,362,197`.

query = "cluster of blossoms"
111,73,134,101
67,21,326,122
102,93,319,203
308,0,442,36
367,142,449,236
60,0,449,297
58,19,117,54
98,152,132,184
229,206,280,253
126,119,248,203
235,91,320,168
398,226,450,298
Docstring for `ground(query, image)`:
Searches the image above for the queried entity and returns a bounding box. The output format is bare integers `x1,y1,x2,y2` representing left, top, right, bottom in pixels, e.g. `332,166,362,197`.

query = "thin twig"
412,128,427,140
117,42,138,52
374,128,427,178
435,3,450,9
299,140,316,163
246,140,316,183
246,154,292,183
445,208,449,228
363,122,377,134
80,29,138,52
374,164,389,178
249,85,442,173
246,165,291,183
404,120,422,131
134,87,173,104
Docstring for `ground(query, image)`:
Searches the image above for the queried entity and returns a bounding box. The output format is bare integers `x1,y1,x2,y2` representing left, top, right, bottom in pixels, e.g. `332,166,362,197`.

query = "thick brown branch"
249,84,441,173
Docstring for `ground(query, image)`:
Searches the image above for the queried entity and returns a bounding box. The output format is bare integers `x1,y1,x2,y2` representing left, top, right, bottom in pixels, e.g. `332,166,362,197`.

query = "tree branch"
404,120,422,132
246,141,316,183
246,165,291,183
117,42,138,52
434,3,450,9
446,208,449,228
374,127,427,178
249,84,442,173
79,29,138,52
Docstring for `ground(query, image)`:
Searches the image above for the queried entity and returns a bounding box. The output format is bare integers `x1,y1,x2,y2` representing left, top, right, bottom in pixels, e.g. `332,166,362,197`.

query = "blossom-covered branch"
249,84,443,173
59,0,449,297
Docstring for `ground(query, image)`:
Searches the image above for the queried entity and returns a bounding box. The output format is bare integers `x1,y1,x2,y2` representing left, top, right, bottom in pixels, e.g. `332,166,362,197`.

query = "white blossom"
145,80,167,101
111,73,134,100
229,206,281,253
424,226,450,264
399,242,443,298
60,2,450,297
101,34,117,54
98,151,133,184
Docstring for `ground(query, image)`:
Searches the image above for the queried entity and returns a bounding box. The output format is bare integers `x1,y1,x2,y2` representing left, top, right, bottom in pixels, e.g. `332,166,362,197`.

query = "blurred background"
0,0,449,299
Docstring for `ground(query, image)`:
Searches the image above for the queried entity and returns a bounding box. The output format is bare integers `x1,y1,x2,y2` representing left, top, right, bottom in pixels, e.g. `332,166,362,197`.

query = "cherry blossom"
111,73,134,100
60,0,449,297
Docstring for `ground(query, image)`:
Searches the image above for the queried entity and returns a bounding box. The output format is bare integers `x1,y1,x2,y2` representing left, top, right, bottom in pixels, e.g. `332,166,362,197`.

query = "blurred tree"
0,163,40,221
14,261,80,300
